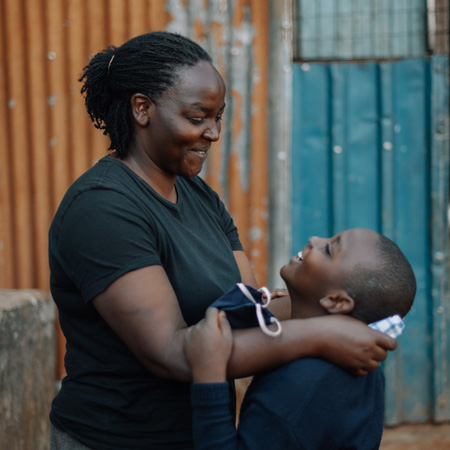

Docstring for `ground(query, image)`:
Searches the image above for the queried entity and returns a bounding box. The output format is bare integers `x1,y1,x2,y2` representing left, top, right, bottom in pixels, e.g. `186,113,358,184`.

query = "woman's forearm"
228,315,396,379
227,319,317,379
266,295,291,320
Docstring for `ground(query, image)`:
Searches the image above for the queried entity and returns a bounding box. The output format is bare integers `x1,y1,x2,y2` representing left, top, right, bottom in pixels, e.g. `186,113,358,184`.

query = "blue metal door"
290,55,449,423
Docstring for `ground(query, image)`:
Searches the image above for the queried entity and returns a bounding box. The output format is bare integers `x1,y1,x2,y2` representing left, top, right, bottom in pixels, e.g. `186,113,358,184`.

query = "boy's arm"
185,310,301,450
184,308,240,450
190,383,238,450
184,308,232,383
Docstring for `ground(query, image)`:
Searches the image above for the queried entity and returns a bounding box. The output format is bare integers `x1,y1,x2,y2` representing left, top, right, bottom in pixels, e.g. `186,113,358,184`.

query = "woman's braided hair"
79,32,212,158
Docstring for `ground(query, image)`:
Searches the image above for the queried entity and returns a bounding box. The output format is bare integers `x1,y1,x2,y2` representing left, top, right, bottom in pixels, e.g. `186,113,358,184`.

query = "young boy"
184,228,416,450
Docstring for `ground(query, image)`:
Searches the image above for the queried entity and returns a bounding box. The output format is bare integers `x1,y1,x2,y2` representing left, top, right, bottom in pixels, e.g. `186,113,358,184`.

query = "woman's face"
138,61,226,178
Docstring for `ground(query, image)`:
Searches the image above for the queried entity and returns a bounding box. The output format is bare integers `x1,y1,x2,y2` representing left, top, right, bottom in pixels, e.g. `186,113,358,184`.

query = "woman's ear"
319,291,355,315
130,93,152,127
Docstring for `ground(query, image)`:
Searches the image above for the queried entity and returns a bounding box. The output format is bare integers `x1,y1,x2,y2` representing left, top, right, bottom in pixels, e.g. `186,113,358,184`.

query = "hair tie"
107,54,115,76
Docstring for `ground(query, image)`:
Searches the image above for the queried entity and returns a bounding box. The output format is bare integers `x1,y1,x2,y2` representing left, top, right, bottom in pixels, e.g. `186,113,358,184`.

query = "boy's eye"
216,114,223,122
324,244,331,256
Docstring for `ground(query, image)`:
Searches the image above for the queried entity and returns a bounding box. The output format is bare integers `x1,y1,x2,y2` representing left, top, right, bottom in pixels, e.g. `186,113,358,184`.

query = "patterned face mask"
368,315,404,339
211,283,282,337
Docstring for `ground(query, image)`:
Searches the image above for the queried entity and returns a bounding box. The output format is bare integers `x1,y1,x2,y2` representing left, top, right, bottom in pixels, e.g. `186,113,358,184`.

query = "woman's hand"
184,308,233,383
310,315,397,375
266,288,290,299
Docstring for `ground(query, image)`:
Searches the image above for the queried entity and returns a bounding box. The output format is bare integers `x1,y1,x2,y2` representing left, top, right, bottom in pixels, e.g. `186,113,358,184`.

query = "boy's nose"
309,236,325,248
309,236,318,247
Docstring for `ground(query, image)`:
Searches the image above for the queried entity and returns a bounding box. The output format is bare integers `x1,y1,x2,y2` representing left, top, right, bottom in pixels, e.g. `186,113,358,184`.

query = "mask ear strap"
258,286,272,305
237,283,257,305
237,284,282,337
255,304,282,337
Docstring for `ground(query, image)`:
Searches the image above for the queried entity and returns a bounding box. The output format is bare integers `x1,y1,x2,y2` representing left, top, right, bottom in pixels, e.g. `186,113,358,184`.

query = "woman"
49,31,395,450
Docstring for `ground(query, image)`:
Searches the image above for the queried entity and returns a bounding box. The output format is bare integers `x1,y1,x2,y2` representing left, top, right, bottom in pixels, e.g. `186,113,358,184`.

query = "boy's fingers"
205,307,219,323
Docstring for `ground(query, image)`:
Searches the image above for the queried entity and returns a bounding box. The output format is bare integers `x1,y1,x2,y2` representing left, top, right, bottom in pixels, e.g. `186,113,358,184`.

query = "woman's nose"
203,122,220,142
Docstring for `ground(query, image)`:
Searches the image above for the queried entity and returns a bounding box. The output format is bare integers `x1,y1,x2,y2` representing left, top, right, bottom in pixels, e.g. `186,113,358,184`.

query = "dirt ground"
380,423,450,449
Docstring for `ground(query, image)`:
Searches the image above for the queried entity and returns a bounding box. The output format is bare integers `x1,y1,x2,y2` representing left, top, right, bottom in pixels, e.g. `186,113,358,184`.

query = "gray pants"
50,424,94,450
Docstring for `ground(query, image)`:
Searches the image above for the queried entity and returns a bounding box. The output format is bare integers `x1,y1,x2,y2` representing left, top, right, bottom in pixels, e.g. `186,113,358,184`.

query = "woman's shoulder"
53,157,146,223
64,156,151,202
72,155,130,187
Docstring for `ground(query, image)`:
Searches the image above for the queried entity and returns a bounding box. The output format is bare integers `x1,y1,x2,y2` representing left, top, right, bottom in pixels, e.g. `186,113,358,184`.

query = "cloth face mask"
369,315,404,339
210,283,282,337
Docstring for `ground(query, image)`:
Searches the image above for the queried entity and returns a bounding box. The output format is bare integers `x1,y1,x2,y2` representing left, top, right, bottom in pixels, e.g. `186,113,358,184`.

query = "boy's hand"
184,308,233,383
311,315,397,376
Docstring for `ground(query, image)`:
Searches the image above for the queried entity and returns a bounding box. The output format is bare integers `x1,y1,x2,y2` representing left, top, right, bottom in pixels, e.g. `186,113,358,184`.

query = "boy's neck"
288,291,328,320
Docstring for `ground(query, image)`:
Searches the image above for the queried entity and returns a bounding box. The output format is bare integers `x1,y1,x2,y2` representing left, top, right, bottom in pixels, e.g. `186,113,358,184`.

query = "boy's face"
280,228,379,303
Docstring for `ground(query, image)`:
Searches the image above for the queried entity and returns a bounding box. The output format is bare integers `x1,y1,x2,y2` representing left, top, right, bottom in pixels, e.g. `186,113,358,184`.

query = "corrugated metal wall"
0,0,270,377
0,0,269,290
0,0,166,291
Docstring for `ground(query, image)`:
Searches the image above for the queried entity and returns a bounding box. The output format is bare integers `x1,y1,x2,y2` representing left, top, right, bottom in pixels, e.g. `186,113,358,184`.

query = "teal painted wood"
387,58,431,423
345,64,380,228
430,55,450,421
330,64,347,231
291,63,332,239
290,57,450,423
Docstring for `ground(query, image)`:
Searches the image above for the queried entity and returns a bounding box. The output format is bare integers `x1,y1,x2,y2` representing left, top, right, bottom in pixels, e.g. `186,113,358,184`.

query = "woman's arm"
92,262,396,382
233,250,257,288
229,315,395,378
92,265,192,380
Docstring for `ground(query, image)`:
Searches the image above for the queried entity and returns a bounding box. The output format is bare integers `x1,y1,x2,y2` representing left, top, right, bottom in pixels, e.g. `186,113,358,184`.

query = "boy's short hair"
343,233,416,324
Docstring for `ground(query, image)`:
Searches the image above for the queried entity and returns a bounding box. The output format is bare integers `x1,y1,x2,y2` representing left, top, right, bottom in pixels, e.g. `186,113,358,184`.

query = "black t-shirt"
49,156,243,449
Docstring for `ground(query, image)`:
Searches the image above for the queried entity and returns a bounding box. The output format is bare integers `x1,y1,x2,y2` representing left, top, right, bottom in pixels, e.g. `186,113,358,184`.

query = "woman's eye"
216,114,223,122
189,117,204,124
324,244,331,256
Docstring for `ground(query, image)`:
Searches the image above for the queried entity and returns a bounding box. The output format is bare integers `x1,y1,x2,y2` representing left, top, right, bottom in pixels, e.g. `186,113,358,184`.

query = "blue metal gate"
290,0,449,424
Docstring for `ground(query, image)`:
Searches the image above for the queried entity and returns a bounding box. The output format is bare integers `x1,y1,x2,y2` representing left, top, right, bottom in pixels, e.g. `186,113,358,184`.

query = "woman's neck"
118,152,178,203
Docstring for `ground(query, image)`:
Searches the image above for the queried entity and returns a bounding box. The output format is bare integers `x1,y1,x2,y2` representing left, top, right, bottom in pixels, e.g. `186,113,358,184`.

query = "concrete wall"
0,290,56,450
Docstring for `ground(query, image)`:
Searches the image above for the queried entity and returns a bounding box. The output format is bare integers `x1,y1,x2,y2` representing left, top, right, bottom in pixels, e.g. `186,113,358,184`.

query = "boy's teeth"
297,251,303,261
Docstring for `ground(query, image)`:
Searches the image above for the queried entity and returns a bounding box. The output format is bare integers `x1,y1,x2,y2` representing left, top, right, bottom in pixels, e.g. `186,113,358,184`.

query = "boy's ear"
319,291,355,315
130,93,153,127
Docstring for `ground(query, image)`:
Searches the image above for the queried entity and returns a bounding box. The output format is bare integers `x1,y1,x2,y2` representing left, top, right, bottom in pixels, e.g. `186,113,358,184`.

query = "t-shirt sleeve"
54,188,162,302
207,183,243,252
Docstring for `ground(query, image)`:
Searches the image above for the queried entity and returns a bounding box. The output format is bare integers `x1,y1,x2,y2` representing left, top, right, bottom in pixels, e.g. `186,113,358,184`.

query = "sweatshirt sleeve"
191,383,238,450
190,382,301,450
